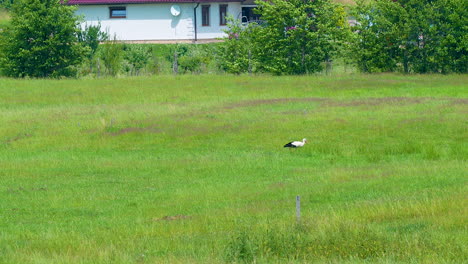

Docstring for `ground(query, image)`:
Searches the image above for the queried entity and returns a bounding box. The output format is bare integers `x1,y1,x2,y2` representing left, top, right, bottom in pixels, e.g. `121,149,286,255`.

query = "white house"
67,0,255,42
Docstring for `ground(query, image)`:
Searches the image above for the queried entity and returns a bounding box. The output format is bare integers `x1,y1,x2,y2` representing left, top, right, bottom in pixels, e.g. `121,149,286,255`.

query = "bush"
352,0,468,73
257,0,351,75
98,36,124,76
178,45,212,74
0,0,14,10
77,22,108,60
219,0,351,75
77,22,108,75
0,0,85,78
122,44,152,75
217,16,256,74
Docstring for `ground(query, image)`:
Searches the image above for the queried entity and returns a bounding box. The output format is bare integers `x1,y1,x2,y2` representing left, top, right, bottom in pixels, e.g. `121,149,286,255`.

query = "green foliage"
162,44,215,74
77,22,108,59
255,0,351,74
178,55,202,73
0,0,85,78
98,36,124,76
217,16,257,74
76,22,108,76
352,0,468,73
76,43,220,77
166,44,189,63
178,45,213,74
0,0,14,10
220,0,351,75
122,44,152,75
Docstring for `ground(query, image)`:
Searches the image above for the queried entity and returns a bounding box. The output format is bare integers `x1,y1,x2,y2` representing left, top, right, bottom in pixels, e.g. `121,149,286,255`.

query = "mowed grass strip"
0,74,467,263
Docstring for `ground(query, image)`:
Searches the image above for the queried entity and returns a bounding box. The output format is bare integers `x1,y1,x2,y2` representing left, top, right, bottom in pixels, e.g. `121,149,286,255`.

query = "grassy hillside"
0,74,467,263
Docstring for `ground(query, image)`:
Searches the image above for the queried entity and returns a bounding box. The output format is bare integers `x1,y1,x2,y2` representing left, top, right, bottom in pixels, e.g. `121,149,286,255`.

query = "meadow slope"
0,74,467,263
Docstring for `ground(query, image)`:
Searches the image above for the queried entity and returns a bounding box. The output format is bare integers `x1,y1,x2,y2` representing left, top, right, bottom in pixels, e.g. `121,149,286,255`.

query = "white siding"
75,3,242,41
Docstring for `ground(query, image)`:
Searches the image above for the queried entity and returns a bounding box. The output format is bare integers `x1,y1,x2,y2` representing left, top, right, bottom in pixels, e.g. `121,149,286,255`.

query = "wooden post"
296,195,301,223
173,49,178,75
248,49,252,74
97,58,101,77
325,59,332,75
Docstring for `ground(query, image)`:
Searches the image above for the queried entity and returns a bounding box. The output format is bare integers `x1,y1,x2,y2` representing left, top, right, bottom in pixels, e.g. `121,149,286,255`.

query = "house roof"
67,0,242,4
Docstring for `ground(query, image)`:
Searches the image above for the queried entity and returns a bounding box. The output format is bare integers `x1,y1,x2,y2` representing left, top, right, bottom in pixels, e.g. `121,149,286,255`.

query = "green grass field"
0,74,467,263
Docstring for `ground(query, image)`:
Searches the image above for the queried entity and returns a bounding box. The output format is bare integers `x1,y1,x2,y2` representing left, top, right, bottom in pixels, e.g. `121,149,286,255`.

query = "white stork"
284,138,307,148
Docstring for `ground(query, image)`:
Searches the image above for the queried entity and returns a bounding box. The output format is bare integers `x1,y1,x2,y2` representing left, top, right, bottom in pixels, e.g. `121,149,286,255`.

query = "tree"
219,0,351,75
0,0,14,10
77,22,108,61
255,0,351,75
218,16,257,74
98,36,124,76
77,22,108,75
123,44,151,75
352,0,467,73
0,0,85,78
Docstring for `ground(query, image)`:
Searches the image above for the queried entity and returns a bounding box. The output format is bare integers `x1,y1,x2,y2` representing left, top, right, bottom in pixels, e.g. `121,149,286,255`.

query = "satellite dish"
171,5,181,16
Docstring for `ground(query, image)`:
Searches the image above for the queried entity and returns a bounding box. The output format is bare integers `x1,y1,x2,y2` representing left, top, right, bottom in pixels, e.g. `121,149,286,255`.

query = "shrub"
77,22,108,60
178,45,212,74
98,36,124,76
0,0,85,78
77,22,108,75
255,0,351,75
0,0,14,10
219,0,351,75
123,44,152,75
217,16,257,74
352,0,468,73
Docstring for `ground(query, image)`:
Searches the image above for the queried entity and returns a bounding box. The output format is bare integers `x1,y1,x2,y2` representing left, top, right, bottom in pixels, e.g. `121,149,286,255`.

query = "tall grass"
0,74,467,263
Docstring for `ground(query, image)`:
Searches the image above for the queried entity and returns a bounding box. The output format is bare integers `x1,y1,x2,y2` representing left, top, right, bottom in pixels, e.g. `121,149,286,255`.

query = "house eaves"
67,0,242,4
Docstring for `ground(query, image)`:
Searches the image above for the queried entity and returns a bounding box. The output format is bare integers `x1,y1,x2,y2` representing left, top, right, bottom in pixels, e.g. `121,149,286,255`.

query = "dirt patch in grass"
3,132,32,144
7,187,48,193
220,97,435,111
222,97,327,110
448,98,468,105
356,171,394,180
91,96,465,137
399,117,432,125
107,125,161,136
222,97,468,110
152,215,192,221
323,97,429,107
268,182,287,190
163,97,465,125
330,166,395,183
185,123,237,134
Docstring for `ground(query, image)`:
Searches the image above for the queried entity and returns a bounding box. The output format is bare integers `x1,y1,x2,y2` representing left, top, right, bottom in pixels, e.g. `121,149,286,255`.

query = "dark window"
110,7,126,19
219,4,228,26
202,5,210,26
241,7,261,23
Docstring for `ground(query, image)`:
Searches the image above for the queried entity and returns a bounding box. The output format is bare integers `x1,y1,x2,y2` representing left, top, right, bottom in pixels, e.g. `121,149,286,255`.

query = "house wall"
75,3,242,41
